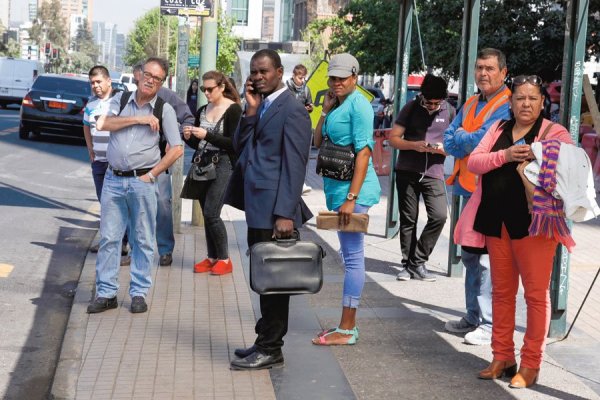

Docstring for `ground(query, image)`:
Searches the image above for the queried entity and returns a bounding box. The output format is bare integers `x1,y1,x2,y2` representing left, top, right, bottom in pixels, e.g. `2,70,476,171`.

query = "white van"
119,73,137,91
0,57,43,107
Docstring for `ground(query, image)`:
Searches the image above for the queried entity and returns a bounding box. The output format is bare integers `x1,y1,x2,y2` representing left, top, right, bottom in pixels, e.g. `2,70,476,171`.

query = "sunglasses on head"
200,85,219,93
511,75,542,88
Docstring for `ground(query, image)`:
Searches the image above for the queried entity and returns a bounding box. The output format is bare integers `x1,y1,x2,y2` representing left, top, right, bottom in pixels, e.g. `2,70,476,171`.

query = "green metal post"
385,0,413,239
549,0,588,338
172,16,190,234
446,0,480,277
192,7,218,227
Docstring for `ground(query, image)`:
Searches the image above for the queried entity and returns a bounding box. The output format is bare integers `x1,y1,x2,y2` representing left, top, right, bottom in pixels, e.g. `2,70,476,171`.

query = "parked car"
19,74,91,140
365,86,391,129
0,57,43,108
119,73,136,91
111,81,129,93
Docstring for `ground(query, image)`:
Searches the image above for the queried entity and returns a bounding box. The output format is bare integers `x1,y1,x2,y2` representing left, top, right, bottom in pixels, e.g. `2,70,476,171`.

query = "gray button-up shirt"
105,90,182,171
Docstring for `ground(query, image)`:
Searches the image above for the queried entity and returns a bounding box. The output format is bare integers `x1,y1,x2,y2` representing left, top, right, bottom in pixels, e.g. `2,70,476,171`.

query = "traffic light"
45,42,51,55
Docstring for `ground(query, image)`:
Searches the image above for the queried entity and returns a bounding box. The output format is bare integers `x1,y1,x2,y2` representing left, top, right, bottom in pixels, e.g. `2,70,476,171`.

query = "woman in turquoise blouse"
312,53,381,345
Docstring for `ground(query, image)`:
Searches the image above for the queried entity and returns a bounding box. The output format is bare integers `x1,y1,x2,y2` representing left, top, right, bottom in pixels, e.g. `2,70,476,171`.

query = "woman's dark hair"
187,79,198,102
202,71,241,104
420,74,448,100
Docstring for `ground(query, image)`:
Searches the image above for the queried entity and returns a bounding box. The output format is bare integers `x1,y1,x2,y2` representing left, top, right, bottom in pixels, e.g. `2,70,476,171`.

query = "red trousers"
486,225,558,369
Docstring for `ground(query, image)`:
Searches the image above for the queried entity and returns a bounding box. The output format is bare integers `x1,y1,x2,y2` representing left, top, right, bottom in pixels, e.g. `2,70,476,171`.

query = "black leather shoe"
230,349,284,370
130,296,148,313
234,344,257,358
87,296,117,313
159,253,173,266
407,264,436,282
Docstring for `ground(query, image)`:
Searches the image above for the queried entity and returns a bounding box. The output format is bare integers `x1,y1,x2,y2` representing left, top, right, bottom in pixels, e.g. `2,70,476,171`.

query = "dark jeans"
247,228,289,355
196,155,231,260
396,171,447,266
91,160,128,248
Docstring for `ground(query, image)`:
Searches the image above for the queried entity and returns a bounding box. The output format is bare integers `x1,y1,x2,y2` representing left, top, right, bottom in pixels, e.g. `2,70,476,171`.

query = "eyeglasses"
422,98,443,107
200,85,218,93
142,71,165,84
511,75,542,88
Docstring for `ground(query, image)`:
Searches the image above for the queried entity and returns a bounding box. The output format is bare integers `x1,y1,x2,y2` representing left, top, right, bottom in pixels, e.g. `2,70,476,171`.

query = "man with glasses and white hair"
87,57,183,314
443,48,511,346
131,61,194,267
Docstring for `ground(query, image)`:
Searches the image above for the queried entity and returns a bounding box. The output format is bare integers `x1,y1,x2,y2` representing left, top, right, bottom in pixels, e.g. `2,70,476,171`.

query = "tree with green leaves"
29,0,67,51
0,38,21,58
124,8,178,70
72,19,98,64
216,11,242,75
306,0,600,80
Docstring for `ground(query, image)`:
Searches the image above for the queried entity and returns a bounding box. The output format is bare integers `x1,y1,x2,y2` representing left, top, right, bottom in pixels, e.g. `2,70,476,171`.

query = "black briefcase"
249,238,326,295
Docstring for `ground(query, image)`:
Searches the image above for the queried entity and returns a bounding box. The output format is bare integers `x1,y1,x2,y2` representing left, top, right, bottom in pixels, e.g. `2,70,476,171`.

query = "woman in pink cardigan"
467,75,573,389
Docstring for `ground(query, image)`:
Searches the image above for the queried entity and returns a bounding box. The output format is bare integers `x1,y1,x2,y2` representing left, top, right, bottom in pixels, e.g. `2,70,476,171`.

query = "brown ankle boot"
478,359,517,380
509,367,539,388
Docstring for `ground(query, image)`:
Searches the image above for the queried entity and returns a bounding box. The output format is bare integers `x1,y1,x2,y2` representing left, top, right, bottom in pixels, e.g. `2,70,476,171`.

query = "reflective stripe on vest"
446,87,511,192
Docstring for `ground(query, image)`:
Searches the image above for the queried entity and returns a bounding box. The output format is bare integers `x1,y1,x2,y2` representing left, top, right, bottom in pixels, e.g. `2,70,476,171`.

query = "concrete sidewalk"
51,154,600,399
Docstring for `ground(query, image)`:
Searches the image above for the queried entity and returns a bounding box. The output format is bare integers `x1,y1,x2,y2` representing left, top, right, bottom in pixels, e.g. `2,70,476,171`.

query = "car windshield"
32,76,91,95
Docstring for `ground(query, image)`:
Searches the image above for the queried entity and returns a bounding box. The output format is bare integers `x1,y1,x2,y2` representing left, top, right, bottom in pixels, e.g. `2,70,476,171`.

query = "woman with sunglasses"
182,71,242,276
312,53,381,345
388,74,454,282
467,75,573,388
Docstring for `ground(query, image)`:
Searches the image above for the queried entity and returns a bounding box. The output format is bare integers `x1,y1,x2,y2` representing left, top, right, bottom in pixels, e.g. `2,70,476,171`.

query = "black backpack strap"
118,91,132,115
153,96,167,157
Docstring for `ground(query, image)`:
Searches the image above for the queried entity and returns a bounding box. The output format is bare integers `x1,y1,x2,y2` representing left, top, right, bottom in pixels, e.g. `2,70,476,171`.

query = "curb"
50,233,97,400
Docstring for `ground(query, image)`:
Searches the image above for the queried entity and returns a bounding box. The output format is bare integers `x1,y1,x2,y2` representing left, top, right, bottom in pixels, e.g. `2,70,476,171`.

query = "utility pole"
191,2,219,226
172,15,190,234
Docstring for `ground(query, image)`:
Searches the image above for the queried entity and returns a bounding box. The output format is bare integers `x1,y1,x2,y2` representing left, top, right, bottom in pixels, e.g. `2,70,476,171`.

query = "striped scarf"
528,139,575,252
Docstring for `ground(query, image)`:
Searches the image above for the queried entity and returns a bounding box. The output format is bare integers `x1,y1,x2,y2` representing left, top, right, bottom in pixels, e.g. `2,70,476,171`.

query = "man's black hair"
251,49,283,70
88,65,110,79
420,74,448,99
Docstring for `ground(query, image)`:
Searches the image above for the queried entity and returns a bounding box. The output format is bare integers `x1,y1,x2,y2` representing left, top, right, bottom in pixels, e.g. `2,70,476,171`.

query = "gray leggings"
196,154,232,260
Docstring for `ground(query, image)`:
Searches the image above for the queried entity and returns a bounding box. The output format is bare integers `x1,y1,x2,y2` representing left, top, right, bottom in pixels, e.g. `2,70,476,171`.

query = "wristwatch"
147,171,156,183
346,192,358,201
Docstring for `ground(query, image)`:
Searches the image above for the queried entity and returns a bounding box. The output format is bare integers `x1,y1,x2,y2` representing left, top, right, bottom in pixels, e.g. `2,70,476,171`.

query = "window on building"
231,0,249,26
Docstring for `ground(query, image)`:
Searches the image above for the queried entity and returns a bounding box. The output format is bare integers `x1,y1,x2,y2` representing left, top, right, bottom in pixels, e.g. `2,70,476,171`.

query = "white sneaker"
464,326,491,346
302,184,312,194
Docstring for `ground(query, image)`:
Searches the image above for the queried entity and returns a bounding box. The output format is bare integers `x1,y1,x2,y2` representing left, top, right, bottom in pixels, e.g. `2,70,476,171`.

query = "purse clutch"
316,211,369,233
249,238,325,295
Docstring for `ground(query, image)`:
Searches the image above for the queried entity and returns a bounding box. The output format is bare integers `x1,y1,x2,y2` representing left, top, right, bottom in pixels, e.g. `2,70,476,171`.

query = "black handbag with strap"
316,135,356,181
249,238,326,295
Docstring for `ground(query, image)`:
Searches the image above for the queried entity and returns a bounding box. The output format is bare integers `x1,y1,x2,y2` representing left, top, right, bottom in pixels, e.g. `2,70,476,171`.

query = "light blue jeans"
334,203,370,308
156,172,175,256
95,169,158,298
462,250,493,330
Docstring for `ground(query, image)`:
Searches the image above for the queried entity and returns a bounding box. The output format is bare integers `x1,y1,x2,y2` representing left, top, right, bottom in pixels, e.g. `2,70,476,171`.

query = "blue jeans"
156,172,174,256
95,169,158,298
462,250,493,330
91,160,108,201
334,203,370,308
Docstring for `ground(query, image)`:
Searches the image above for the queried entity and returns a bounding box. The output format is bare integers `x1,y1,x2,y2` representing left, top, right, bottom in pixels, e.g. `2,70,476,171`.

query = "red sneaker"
211,259,232,275
194,258,215,273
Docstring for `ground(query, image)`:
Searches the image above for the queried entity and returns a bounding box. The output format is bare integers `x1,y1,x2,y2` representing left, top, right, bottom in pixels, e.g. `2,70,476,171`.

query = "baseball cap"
328,53,359,78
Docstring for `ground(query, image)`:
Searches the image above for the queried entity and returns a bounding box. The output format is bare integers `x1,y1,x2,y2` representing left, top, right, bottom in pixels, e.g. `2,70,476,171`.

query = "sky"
9,0,154,34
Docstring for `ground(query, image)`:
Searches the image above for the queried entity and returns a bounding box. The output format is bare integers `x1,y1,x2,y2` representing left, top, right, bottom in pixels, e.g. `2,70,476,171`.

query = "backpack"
119,91,167,157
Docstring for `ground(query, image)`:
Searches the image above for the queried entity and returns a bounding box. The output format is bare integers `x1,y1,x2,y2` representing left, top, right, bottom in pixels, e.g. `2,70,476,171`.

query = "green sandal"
313,327,358,345
317,326,359,340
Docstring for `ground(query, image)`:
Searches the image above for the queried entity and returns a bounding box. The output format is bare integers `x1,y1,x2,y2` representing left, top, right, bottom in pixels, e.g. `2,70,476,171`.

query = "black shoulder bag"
316,135,356,181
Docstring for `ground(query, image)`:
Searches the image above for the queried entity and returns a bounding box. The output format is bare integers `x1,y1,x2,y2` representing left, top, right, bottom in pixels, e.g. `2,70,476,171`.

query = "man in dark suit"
226,49,313,370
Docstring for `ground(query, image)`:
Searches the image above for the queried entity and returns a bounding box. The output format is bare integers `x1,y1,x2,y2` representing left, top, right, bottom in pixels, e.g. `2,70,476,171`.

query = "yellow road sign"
306,60,375,129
